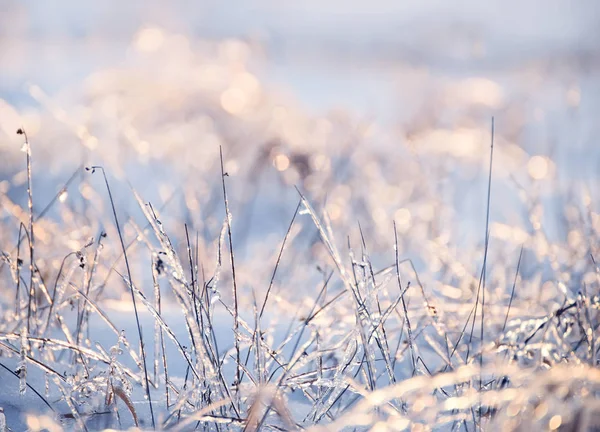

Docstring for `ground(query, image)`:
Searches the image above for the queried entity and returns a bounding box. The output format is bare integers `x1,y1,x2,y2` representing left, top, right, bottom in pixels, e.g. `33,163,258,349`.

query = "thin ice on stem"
87,165,156,429
219,147,241,401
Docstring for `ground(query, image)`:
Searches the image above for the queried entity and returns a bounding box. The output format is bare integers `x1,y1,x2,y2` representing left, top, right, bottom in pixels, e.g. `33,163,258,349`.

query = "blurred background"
2,1,599,113
1,1,600,298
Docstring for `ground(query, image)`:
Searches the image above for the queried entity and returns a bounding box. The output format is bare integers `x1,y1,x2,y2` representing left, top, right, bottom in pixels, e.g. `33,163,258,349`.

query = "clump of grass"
1,61,599,432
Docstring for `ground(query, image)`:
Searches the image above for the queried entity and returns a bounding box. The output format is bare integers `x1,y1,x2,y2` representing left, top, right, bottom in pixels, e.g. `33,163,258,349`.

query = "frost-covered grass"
1,32,600,432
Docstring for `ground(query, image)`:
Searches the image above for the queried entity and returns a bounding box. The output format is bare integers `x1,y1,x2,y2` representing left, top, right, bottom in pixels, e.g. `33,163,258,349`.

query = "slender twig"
240,200,301,384
502,245,523,333
87,165,155,429
151,252,170,409
480,118,495,370
18,128,36,338
260,200,301,318
394,221,416,375
219,147,241,396
466,247,486,363
477,117,495,429
14,222,26,317
185,223,201,354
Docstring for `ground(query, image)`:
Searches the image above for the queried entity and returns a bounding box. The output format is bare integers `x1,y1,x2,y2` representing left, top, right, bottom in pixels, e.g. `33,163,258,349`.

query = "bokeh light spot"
273,154,290,171
549,415,562,430
58,190,68,203
220,88,247,115
134,27,165,53
527,155,549,180
394,208,412,232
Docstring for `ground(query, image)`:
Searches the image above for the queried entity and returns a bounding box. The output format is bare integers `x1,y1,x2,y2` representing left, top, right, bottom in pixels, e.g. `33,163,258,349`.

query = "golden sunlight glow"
534,402,548,419
394,208,412,232
25,414,62,432
370,421,389,432
220,87,247,115
453,77,504,108
134,27,165,53
83,135,98,150
413,395,435,413
366,391,386,406
58,189,68,203
440,284,462,300
506,403,520,417
136,140,150,155
527,155,549,180
80,184,95,200
232,72,260,94
26,416,40,430
414,128,485,159
273,154,290,171
491,222,529,244
444,396,470,411
371,207,386,224
327,202,342,221
548,415,562,430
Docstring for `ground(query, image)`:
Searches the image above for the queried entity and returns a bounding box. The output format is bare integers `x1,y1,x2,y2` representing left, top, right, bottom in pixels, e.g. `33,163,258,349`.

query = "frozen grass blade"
502,245,523,333
86,165,156,429
3,92,600,432
394,221,416,375
480,117,495,371
220,147,242,396
151,253,171,409
122,274,202,381
16,130,34,312
474,117,495,429
259,200,301,319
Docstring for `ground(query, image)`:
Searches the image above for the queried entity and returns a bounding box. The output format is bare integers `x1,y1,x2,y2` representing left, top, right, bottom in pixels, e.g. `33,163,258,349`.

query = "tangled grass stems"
1,118,599,431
